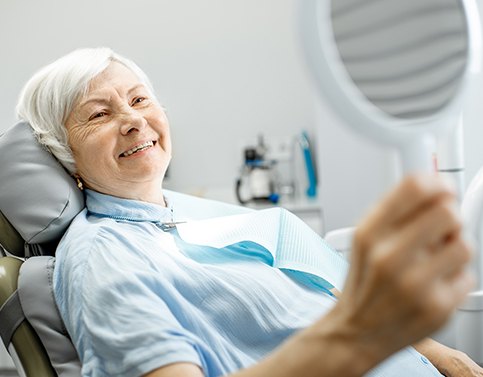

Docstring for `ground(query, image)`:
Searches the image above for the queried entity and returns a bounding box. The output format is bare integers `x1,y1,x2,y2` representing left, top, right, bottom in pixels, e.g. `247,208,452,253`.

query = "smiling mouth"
120,141,156,157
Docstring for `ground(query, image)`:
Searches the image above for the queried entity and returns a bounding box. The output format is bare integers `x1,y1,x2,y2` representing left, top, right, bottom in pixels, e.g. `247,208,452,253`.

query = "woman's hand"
415,338,483,376
325,174,474,370
440,350,483,376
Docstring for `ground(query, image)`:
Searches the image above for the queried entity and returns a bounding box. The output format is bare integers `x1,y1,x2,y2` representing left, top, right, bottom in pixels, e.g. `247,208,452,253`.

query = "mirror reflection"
331,0,468,120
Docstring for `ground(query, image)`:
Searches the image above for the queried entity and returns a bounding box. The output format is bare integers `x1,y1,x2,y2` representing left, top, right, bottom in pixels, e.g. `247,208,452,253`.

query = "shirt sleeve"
57,225,204,377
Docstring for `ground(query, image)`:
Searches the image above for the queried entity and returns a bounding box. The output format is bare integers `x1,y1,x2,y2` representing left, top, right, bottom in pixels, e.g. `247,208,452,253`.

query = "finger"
435,269,475,314
427,237,473,280
359,174,455,239
402,238,473,300
348,175,457,291
368,198,463,270
402,267,475,332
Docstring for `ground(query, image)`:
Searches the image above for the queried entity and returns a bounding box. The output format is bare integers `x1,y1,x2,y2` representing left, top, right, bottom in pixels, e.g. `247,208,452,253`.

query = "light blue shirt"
53,190,442,377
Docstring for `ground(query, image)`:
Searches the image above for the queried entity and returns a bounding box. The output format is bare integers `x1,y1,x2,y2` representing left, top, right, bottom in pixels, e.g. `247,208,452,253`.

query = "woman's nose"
119,110,147,135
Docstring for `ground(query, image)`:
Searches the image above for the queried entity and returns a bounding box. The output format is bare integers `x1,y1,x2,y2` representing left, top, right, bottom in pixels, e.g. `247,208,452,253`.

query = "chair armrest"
324,227,355,260
0,256,56,377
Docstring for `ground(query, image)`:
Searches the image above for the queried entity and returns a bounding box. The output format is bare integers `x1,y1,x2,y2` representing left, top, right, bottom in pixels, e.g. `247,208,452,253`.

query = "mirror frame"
299,0,481,148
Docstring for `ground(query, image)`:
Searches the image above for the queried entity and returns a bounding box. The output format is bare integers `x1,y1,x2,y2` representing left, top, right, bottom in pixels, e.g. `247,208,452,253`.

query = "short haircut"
16,47,156,174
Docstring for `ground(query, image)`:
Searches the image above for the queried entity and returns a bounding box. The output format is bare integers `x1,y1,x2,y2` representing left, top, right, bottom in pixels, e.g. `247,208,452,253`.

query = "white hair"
16,47,156,174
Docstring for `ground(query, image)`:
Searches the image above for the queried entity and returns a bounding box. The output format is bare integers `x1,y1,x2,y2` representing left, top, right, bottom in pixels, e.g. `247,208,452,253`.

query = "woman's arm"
414,338,483,376
146,175,474,377
143,363,204,377
144,322,380,377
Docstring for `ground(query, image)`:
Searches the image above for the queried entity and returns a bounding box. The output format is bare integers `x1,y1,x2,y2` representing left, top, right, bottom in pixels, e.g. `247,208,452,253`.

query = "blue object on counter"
300,131,317,198
268,193,280,204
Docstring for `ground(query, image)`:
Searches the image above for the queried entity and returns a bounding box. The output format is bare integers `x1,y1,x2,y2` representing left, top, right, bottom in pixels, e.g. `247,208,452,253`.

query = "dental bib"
175,207,349,293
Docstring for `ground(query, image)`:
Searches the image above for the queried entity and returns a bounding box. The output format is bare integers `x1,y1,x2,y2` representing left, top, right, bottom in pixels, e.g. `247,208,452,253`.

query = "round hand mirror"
299,0,481,173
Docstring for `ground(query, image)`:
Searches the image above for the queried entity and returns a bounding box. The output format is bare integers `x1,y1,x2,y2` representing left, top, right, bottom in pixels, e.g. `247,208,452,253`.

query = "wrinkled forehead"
85,61,145,97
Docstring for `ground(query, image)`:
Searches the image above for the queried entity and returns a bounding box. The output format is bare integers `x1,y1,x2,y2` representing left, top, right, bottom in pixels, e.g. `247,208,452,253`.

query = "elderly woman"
16,48,481,377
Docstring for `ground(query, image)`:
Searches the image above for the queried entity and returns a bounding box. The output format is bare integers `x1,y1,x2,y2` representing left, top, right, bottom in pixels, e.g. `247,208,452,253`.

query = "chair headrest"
0,122,85,256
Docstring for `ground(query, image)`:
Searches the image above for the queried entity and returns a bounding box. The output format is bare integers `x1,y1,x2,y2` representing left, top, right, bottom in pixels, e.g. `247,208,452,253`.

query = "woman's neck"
85,180,167,206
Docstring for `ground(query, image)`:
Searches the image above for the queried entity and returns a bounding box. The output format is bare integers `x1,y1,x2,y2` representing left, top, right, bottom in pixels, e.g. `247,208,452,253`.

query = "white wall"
1,0,483,234
314,100,401,232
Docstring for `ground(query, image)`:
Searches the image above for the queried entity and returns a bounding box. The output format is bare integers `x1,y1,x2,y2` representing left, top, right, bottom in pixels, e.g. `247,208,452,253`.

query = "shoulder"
62,209,128,244
54,210,138,296
58,209,148,259
54,209,174,289
53,211,152,334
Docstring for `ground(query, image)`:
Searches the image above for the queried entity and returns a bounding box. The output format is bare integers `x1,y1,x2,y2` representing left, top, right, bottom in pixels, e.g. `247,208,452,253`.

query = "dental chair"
0,121,83,377
0,122,254,376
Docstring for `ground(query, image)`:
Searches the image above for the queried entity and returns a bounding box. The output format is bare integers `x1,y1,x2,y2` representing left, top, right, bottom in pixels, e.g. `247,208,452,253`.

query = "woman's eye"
132,97,146,105
89,112,107,121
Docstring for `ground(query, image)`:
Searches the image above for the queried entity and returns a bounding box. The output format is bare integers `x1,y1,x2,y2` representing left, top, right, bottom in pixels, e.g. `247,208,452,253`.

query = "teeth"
122,141,153,157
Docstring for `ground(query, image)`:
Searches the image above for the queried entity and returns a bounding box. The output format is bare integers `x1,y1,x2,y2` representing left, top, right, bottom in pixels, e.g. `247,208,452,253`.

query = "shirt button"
420,355,429,364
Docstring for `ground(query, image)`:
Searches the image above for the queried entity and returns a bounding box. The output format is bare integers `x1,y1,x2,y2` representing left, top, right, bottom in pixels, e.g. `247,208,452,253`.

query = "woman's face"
66,62,171,203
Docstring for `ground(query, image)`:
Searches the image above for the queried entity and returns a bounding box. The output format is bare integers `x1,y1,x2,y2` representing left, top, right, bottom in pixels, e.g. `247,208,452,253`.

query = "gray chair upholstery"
0,256,58,377
0,122,84,376
0,122,84,256
18,256,82,376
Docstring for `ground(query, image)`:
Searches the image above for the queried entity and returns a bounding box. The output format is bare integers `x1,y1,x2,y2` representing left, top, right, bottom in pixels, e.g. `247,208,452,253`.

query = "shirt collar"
85,189,173,223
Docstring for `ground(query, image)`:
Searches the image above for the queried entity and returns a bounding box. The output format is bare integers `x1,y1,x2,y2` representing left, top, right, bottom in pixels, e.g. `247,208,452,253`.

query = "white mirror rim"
299,0,481,146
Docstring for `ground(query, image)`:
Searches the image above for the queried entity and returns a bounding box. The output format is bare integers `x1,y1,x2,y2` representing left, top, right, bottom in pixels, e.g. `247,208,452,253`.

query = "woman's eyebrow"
78,84,145,110
78,97,109,110
127,84,146,96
